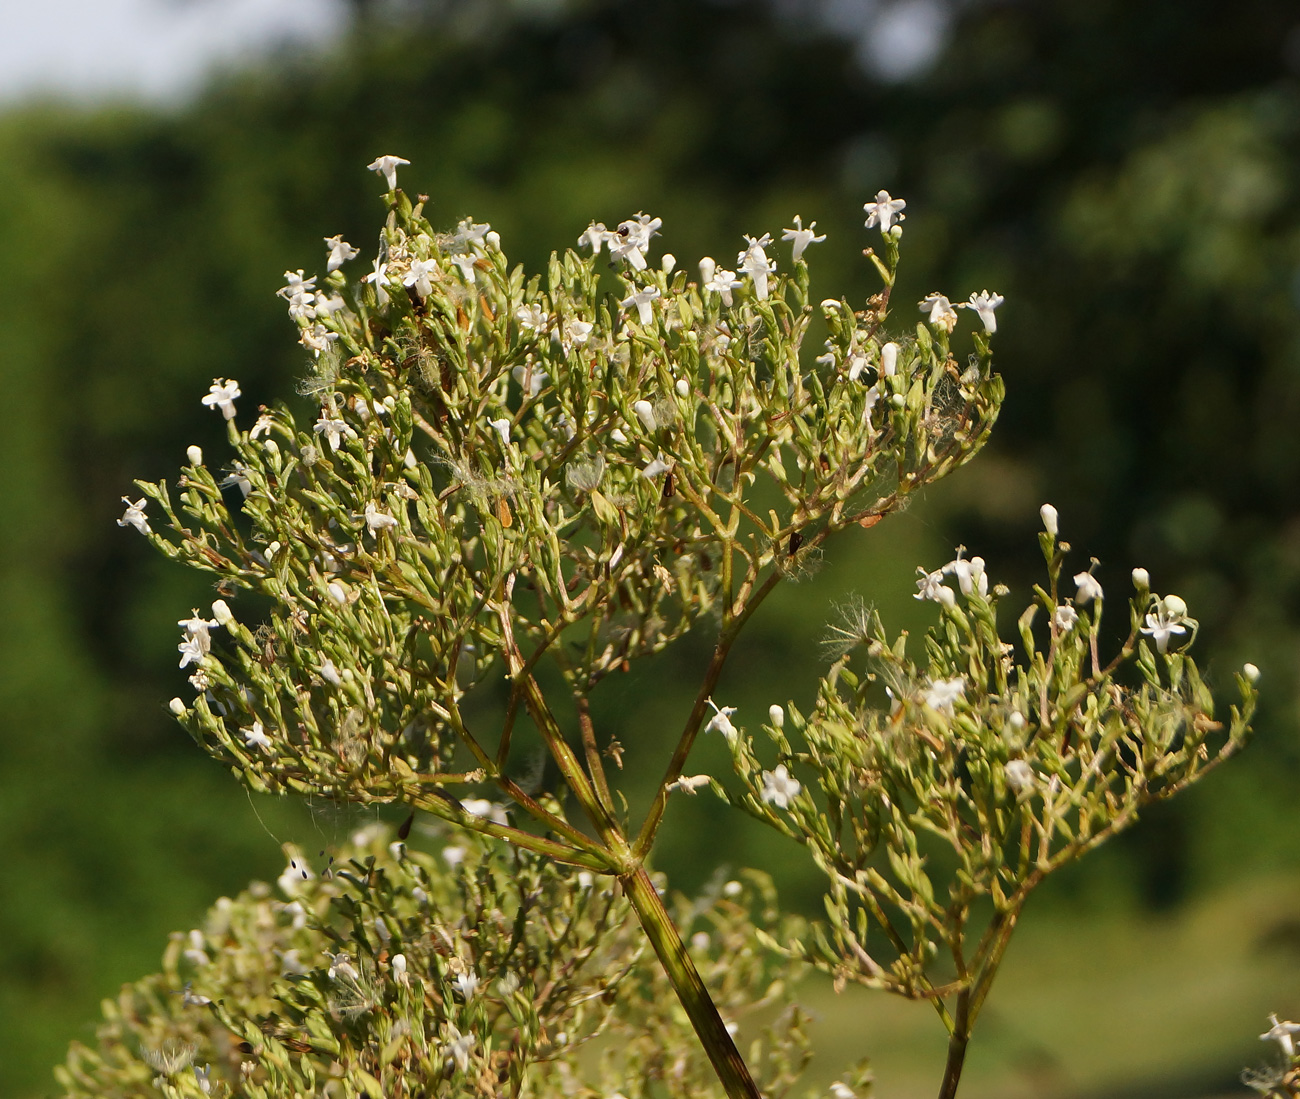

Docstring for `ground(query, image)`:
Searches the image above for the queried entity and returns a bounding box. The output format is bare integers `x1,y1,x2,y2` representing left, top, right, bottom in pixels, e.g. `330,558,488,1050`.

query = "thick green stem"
621,866,763,1099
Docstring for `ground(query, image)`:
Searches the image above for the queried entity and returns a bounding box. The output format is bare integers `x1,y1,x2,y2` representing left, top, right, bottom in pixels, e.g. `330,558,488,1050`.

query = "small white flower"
117,496,151,535
704,698,739,743
201,378,241,420
830,1084,857,1099
961,290,1004,334
922,676,965,713
1141,597,1189,654
863,189,906,231
366,154,410,190
667,774,711,795
1004,759,1036,796
641,453,671,479
1053,604,1078,632
319,658,342,686
442,845,466,867
919,293,958,333
781,215,826,262
1074,571,1103,603
512,363,549,398
1261,1014,1300,1059
178,609,219,650
610,213,662,269
760,764,801,809
299,323,337,356
949,554,988,598
442,1025,476,1074
914,566,954,605
242,721,273,754
488,417,512,447
461,798,508,826
453,971,480,1000
404,258,439,297
324,234,359,272
704,266,743,306
168,697,186,716
621,285,661,325
577,221,610,254
577,871,594,890
1040,503,1059,537
177,635,206,669
314,411,358,452
565,318,593,346
365,502,398,533
737,233,775,300
768,704,785,729
516,303,549,331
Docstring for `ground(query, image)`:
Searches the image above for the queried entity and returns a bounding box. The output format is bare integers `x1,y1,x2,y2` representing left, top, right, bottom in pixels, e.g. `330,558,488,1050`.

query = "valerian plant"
82,154,1256,1098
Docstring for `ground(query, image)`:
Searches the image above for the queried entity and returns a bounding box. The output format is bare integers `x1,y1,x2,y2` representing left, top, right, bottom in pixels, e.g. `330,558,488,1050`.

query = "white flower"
177,635,206,669
781,215,826,262
461,798,508,826
632,399,657,433
577,221,610,253
565,318,593,347
1074,571,1103,603
641,453,671,479
516,304,549,331
760,764,801,809
314,292,347,317
201,378,241,420
512,363,548,398
365,502,398,533
1004,759,1036,796
914,566,954,605
314,411,357,452
453,971,480,1000
278,268,317,299
918,293,958,332
319,658,342,686
830,1085,857,1099
949,554,988,598
366,154,410,190
442,1025,476,1074
1261,1014,1300,1059
442,845,466,867
704,266,743,306
863,189,906,231
324,234,359,272
1053,604,1078,632
1040,503,1059,537
117,496,150,535
242,721,273,754
768,704,785,729
922,676,965,713
1141,597,1189,654
220,463,252,497
178,610,219,654
737,233,775,300
704,698,739,743
299,323,337,356
404,258,439,298
363,257,391,305
961,290,1004,334
622,285,661,325
667,774,711,795
577,871,594,890
610,213,662,269
488,417,512,448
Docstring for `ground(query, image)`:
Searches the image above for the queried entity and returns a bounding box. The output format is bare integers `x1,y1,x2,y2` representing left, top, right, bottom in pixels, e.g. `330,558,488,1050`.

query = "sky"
1,0,948,107
1,0,347,105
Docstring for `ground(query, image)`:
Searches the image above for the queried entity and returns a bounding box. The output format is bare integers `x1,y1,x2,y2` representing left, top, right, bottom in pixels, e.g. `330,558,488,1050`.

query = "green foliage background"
5,1,1300,1094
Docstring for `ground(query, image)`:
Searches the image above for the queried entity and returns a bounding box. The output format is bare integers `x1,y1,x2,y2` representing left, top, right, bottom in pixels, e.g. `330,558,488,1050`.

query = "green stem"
621,866,763,1099
936,989,970,1099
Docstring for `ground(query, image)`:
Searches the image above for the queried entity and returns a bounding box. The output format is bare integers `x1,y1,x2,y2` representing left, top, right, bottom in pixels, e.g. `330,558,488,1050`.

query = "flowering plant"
78,158,1256,1099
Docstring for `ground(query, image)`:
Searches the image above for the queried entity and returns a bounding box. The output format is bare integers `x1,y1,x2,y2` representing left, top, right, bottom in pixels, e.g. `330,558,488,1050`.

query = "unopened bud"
675,378,690,397
186,445,204,466
769,704,785,729
1243,662,1261,684
661,253,676,274
1039,504,1059,538
880,342,898,377
211,599,234,626
484,230,500,249
1132,567,1150,590
699,256,716,284
632,400,657,433
168,698,186,716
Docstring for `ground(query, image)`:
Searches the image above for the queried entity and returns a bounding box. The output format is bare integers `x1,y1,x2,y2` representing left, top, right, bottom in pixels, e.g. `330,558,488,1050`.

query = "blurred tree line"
4,0,1300,1093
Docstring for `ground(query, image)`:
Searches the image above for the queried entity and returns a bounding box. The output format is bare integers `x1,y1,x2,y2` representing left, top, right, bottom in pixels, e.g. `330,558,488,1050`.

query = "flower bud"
675,378,690,397
168,697,186,716
391,953,407,974
880,342,898,377
1132,567,1150,589
211,599,234,626
1039,504,1058,538
484,230,500,249
1243,662,1261,684
768,704,785,729
699,256,716,284
632,400,657,433
661,252,676,274
186,445,204,466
